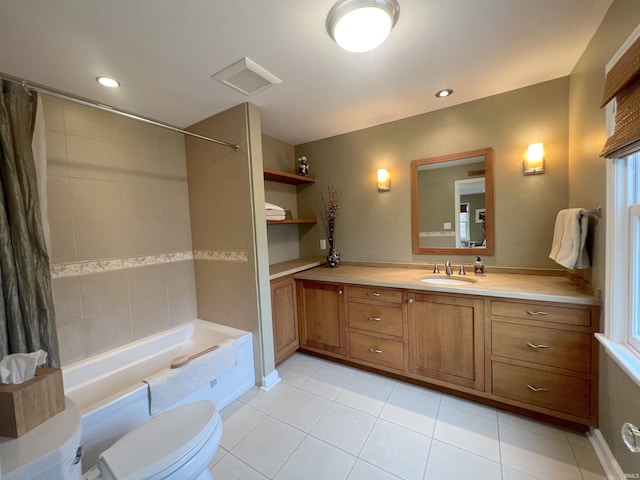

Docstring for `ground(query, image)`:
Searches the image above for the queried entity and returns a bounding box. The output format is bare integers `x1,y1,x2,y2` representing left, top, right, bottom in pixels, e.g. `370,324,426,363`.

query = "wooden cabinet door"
297,280,347,356
408,292,484,390
271,275,299,365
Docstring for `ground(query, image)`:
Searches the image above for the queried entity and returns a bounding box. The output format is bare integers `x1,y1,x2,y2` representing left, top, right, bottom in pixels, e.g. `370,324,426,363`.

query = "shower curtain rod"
0,72,241,152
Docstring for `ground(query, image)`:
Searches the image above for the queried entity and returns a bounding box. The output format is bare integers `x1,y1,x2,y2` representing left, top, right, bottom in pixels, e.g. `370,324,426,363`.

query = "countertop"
293,264,601,305
269,257,325,280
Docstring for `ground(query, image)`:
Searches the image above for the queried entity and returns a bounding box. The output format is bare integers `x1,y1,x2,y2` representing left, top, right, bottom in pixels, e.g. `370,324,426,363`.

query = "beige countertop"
269,257,325,280
293,264,601,305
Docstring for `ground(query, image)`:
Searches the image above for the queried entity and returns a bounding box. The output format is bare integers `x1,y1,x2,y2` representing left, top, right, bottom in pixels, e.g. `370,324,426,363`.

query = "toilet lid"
98,400,219,480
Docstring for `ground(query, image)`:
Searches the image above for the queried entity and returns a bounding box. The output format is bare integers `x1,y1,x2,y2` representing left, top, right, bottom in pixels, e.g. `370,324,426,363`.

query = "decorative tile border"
419,231,456,237
193,250,248,262
51,249,247,279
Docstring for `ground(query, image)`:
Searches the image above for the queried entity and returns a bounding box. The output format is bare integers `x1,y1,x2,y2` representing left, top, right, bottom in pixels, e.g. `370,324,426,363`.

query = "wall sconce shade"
377,168,391,191
523,142,545,175
327,0,400,53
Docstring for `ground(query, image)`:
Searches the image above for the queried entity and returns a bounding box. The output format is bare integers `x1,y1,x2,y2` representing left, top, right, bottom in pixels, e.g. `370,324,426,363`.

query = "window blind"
601,35,640,159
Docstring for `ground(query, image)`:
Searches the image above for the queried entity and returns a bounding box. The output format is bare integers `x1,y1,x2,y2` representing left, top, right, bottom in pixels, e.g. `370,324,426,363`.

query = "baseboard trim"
260,369,281,392
589,428,625,479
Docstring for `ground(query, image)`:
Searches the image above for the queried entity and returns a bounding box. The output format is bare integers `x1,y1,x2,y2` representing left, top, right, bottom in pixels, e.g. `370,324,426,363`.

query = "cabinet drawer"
490,300,591,327
348,286,403,304
492,322,591,373
492,362,591,418
350,332,404,370
349,302,403,337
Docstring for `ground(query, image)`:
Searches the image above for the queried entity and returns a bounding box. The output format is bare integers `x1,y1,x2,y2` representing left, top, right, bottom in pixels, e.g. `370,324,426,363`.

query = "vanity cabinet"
347,286,406,372
296,280,347,357
270,275,299,366
407,292,485,390
293,276,599,427
489,298,599,425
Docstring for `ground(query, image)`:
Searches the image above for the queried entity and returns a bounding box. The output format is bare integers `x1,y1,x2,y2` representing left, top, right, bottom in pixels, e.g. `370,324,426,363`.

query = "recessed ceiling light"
96,76,120,88
326,0,400,53
435,88,453,98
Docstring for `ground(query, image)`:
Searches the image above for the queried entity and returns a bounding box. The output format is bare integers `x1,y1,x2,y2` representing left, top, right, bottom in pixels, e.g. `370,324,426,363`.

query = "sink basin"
419,276,477,285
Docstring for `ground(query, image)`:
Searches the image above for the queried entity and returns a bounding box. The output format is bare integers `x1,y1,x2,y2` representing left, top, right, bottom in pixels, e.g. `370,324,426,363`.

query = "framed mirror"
411,147,494,255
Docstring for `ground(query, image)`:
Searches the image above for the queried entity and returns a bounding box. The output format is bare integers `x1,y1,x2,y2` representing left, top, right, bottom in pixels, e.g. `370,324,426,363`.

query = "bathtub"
62,319,255,471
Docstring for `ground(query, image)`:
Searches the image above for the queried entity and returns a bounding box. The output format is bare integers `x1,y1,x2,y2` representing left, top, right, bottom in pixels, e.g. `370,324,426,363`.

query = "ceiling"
0,0,613,145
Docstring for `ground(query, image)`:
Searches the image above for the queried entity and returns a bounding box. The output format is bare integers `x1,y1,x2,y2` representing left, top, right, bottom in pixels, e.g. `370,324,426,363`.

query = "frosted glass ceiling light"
327,0,400,53
96,76,120,88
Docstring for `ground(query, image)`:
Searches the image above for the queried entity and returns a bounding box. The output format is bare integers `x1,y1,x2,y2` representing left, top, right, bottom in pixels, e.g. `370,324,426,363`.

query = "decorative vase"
327,250,340,268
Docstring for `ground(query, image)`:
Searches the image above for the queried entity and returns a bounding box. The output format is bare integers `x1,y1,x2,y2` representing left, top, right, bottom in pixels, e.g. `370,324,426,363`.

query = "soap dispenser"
474,256,485,275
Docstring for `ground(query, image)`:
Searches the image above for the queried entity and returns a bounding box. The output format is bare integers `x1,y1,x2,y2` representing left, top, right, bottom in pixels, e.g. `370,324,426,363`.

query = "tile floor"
208,353,606,480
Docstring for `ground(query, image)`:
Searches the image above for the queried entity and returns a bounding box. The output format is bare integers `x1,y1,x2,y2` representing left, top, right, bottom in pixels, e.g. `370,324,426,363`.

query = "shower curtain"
0,80,60,367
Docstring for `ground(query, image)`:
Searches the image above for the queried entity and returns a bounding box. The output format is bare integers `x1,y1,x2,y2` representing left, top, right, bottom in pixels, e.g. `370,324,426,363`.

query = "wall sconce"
377,168,391,191
523,142,545,175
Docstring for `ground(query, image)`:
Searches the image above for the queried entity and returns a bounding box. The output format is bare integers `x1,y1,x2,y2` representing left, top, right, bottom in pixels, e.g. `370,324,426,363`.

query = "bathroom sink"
419,276,477,285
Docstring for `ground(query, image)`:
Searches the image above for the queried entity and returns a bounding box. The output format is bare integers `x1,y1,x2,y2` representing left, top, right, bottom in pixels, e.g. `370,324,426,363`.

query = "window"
598,152,640,387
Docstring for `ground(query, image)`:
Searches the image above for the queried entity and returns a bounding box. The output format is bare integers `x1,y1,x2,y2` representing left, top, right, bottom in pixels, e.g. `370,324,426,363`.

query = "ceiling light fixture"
435,88,453,98
326,0,400,53
96,76,120,88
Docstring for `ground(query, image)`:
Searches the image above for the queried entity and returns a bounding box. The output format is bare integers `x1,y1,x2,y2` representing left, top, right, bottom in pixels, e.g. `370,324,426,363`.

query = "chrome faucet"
459,263,466,275
445,261,453,276
433,263,440,274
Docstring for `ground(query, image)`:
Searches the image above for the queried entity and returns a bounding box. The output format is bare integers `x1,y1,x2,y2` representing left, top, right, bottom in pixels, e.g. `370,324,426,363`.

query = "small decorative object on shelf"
315,182,342,268
297,156,309,176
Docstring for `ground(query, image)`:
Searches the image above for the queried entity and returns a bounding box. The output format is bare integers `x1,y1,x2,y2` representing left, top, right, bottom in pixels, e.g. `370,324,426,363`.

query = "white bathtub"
62,319,255,471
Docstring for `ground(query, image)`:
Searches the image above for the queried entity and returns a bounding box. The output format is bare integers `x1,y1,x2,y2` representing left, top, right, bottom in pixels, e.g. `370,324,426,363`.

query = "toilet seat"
94,400,220,480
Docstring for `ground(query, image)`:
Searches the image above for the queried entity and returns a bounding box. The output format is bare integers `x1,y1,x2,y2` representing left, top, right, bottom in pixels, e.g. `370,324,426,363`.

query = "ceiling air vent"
212,57,281,96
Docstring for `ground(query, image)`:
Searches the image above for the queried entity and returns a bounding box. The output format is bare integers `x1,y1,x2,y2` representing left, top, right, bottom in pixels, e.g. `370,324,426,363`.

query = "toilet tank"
0,397,82,480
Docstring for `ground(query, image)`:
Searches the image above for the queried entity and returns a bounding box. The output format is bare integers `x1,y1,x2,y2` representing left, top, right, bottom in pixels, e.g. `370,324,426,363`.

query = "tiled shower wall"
43,95,197,365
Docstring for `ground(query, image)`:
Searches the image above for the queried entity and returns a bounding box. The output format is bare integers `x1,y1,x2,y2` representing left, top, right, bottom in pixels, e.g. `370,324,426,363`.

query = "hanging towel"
143,339,237,415
549,208,591,269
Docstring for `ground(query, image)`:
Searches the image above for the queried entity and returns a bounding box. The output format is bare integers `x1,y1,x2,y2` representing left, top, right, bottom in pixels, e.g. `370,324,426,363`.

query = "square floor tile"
219,401,266,450
433,404,500,461
231,416,305,478
271,389,332,432
278,354,321,387
440,393,498,420
274,436,356,480
239,382,297,414
336,373,394,416
360,419,432,480
299,366,353,400
209,453,269,479
310,403,376,455
424,439,502,480
379,385,440,436
347,460,403,480
498,411,569,441
499,422,582,480
502,465,543,480
571,445,607,480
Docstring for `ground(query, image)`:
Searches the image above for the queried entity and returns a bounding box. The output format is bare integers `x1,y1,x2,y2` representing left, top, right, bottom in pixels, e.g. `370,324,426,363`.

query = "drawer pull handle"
338,290,343,295
526,342,549,349
526,310,549,316
368,316,382,322
527,384,549,392
368,292,381,297
369,347,383,354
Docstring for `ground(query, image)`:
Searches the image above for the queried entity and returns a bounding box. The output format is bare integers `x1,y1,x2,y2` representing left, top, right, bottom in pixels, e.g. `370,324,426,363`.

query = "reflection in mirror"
411,147,494,255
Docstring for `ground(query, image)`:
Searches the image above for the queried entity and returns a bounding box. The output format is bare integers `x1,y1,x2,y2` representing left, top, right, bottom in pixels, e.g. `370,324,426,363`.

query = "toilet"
0,398,222,480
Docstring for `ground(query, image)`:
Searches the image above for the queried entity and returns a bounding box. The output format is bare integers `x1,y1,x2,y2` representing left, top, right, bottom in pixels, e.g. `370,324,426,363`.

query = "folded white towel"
549,208,591,269
143,339,237,415
265,202,285,212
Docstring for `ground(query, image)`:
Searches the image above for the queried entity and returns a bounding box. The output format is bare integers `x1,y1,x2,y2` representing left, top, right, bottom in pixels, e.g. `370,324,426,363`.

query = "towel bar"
579,206,602,218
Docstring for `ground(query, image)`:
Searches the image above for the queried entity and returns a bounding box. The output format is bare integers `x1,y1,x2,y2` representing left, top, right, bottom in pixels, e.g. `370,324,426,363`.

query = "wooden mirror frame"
411,147,494,256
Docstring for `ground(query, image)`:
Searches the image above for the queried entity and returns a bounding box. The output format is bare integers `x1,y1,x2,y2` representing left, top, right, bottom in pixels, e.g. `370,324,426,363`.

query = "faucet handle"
433,263,440,274
459,264,466,275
